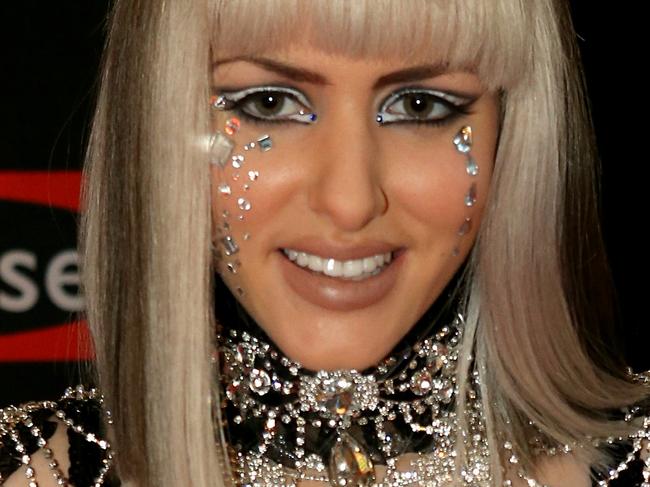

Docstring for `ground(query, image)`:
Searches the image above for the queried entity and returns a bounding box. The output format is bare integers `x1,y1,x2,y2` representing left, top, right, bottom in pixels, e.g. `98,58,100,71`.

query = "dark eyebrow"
212,56,451,89
212,56,329,85
374,64,450,89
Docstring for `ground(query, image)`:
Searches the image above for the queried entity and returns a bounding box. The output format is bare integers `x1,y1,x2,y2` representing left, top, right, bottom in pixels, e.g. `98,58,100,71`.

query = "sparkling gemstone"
248,170,259,181
209,132,234,169
226,380,241,401
439,383,455,403
321,389,353,416
210,94,228,110
257,134,273,151
221,235,239,256
427,342,448,374
328,433,375,487
238,198,252,211
299,371,378,419
249,368,271,395
233,344,249,364
432,342,448,356
410,370,433,395
464,183,478,207
453,126,472,153
231,154,244,169
218,183,231,196
382,421,408,455
457,218,472,237
427,355,445,374
225,117,241,135
466,157,479,176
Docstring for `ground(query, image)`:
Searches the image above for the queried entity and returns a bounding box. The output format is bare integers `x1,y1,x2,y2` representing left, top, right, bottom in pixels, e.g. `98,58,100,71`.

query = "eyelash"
215,86,314,127
377,87,475,128
215,86,474,128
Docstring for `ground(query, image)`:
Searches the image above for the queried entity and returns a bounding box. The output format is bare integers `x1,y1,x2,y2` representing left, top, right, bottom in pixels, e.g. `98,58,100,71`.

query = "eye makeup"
214,85,318,125
214,85,476,129
376,87,476,126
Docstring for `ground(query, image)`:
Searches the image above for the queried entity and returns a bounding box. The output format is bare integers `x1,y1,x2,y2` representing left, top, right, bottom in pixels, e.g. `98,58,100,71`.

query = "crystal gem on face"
466,157,479,176
225,117,241,136
221,235,239,256
453,125,473,153
329,433,376,487
464,183,478,207
231,154,244,169
238,197,252,211
209,131,234,169
257,134,273,151
457,218,472,237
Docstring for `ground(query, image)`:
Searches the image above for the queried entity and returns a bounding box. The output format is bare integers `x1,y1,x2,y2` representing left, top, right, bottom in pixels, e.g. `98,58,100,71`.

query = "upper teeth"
283,249,392,278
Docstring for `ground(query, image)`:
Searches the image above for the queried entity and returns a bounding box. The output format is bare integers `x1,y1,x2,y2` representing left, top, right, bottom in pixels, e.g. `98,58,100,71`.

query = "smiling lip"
277,241,405,312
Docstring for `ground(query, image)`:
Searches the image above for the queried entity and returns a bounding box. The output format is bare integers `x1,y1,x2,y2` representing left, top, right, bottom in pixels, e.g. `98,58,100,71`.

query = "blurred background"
0,2,645,407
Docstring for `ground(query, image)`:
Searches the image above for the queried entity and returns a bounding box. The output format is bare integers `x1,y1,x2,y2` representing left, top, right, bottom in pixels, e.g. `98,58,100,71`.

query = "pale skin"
5,47,597,487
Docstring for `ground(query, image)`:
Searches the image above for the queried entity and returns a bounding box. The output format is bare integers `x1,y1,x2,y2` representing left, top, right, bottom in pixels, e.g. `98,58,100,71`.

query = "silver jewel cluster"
217,313,497,486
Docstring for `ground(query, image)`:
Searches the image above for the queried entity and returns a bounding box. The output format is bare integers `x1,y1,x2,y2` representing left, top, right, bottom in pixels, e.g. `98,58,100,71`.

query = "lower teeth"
347,267,383,280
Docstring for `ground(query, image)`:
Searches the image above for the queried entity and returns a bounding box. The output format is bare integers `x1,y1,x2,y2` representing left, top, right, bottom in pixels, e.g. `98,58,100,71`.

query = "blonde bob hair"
80,0,647,485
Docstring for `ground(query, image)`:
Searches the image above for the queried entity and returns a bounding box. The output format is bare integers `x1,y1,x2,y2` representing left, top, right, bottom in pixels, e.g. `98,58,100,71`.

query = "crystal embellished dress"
0,386,117,487
0,382,649,486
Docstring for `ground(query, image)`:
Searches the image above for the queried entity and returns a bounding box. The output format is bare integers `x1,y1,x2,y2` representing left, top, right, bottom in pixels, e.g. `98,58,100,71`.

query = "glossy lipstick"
277,240,405,311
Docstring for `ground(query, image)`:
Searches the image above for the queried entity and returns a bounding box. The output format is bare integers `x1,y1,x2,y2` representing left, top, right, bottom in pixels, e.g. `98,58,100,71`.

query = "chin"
257,314,410,371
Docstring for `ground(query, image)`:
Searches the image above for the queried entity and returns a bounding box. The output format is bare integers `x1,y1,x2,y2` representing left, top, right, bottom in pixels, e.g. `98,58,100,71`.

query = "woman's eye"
215,87,317,124
377,89,473,125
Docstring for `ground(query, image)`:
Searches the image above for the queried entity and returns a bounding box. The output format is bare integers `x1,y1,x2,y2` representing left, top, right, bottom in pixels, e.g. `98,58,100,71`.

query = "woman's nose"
307,107,388,233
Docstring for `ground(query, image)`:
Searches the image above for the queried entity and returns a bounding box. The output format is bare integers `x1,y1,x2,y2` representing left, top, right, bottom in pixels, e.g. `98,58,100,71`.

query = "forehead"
211,0,531,91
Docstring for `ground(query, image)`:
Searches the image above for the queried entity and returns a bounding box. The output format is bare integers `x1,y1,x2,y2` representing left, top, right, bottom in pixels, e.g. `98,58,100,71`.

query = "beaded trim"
0,385,113,487
0,377,647,486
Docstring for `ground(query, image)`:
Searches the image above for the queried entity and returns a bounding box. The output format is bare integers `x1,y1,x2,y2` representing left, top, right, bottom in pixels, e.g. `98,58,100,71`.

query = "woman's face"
210,45,500,371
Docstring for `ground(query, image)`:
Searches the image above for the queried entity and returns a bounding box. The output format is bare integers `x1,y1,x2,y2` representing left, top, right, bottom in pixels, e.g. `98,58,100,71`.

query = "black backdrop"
0,2,646,408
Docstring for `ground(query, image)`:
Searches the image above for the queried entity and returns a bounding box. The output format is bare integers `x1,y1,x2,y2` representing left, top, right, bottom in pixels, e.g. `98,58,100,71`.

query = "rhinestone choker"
216,313,495,486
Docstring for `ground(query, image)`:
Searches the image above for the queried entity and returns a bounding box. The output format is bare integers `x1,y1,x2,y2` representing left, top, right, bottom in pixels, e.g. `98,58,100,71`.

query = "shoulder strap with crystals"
0,385,114,487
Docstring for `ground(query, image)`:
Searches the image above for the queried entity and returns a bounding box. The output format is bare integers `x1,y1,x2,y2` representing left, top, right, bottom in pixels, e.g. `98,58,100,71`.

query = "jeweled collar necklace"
216,310,476,486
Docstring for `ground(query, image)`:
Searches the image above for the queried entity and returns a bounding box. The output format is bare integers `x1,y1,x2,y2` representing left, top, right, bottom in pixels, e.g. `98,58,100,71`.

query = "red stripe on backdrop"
0,170,81,212
0,321,94,362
